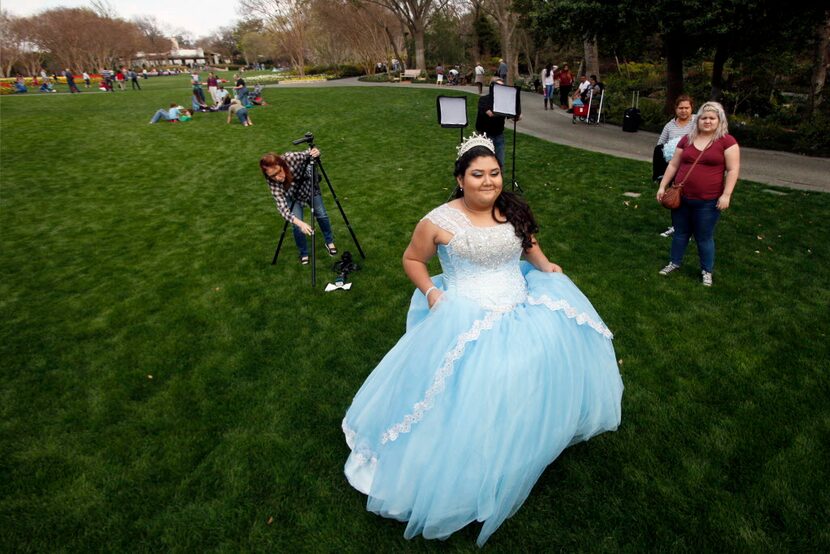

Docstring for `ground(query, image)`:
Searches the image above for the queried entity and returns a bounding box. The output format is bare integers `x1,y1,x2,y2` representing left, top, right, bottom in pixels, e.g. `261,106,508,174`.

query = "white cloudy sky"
2,0,241,38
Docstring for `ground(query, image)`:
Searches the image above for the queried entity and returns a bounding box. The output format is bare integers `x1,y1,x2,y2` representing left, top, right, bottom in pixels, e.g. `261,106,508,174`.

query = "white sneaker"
701,271,713,287
660,226,675,237
659,262,680,275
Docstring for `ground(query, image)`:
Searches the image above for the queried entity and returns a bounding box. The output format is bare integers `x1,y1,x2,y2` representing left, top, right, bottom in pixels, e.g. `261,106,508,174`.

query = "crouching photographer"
260,147,337,265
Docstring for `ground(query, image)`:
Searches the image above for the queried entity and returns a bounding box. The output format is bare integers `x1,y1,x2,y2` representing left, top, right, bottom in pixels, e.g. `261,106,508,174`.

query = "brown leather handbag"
660,139,712,209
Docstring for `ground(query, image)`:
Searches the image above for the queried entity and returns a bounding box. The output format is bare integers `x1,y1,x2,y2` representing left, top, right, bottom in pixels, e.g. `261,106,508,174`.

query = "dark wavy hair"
453,145,539,250
259,152,294,190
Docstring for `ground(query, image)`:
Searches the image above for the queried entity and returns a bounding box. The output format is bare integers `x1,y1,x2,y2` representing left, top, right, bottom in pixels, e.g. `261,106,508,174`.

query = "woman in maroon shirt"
556,63,574,109
656,101,740,286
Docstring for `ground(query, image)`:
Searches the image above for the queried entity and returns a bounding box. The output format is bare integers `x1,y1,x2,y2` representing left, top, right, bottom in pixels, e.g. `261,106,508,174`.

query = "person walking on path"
474,62,485,94
115,69,126,90
656,101,740,287
82,71,91,88
496,58,508,81
64,69,80,93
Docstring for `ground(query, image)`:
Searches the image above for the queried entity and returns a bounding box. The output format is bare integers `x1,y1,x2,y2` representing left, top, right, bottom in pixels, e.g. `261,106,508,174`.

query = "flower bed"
242,73,333,85
0,75,104,94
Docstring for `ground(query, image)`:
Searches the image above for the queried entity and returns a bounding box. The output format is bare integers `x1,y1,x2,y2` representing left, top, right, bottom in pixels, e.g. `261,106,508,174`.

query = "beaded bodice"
423,204,527,311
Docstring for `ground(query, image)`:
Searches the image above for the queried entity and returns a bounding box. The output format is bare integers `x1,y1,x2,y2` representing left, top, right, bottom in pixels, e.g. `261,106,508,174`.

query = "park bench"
399,69,424,82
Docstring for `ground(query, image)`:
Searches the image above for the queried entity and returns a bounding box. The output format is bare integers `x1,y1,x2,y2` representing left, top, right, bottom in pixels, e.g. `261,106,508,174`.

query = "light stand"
436,95,468,200
492,83,523,193
271,132,365,287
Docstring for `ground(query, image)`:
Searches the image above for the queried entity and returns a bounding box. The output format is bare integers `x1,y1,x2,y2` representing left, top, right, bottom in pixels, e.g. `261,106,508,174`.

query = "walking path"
275,77,830,193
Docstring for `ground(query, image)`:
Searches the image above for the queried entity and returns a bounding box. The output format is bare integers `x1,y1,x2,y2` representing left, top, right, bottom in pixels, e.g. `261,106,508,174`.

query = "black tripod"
446,127,465,202
510,117,523,193
271,132,365,287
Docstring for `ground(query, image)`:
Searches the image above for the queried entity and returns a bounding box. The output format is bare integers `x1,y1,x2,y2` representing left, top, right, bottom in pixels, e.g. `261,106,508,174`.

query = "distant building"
134,38,221,67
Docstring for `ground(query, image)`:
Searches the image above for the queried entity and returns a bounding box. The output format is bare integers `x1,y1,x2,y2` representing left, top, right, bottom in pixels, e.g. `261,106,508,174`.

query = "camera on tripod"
292,132,315,146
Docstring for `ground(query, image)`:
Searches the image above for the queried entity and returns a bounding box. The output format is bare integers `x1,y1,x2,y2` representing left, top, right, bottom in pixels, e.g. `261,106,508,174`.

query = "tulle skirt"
343,263,623,545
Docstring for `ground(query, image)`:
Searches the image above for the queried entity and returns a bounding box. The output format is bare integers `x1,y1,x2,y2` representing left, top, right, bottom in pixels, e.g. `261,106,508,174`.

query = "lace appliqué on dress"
343,419,378,465
527,295,614,339
381,310,504,444
422,204,470,236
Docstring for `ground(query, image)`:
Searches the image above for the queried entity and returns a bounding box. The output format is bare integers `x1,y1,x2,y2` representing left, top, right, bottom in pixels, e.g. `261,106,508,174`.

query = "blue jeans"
236,108,249,124
544,84,553,99
150,109,171,123
289,193,334,257
493,133,505,168
670,198,721,272
237,88,249,105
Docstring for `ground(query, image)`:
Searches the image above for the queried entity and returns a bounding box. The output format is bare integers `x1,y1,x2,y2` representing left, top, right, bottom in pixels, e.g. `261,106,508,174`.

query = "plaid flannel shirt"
266,150,317,222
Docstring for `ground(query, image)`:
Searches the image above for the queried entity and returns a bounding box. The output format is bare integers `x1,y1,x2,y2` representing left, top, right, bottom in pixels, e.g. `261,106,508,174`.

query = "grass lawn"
1,75,829,552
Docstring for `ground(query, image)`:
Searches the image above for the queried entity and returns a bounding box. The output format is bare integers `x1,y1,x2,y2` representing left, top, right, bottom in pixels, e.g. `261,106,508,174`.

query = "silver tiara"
456,132,495,159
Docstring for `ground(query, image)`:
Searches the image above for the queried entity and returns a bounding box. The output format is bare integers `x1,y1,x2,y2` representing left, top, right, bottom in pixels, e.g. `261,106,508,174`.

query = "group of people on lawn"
149,71,259,126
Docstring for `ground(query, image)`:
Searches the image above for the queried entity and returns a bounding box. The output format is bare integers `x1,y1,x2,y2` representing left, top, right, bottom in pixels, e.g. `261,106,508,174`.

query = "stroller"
572,87,605,125
251,84,267,106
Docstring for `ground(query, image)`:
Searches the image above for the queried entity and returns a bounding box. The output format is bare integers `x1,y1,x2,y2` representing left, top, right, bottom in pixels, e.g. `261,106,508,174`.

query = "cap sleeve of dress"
421,204,468,235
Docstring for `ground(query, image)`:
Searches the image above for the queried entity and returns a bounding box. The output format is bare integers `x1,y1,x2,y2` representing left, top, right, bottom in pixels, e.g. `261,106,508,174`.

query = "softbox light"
492,83,521,118
436,96,468,128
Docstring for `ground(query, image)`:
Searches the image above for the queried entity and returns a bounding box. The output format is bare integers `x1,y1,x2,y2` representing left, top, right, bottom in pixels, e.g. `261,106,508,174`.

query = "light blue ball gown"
342,204,623,546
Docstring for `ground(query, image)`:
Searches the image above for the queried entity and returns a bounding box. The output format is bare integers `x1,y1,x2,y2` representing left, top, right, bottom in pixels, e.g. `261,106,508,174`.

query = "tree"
26,8,97,71
201,26,240,61
425,8,465,65
809,11,830,113
365,0,451,72
24,7,143,72
133,15,169,53
481,0,521,84
0,11,26,77
238,0,312,75
310,0,400,72
239,30,273,65
470,2,499,61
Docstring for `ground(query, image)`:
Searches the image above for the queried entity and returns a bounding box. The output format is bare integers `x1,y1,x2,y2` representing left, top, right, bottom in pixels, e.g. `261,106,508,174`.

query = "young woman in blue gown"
342,134,623,545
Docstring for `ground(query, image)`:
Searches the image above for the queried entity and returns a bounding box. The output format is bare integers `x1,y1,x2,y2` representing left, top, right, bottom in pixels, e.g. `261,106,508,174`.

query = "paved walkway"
274,77,830,193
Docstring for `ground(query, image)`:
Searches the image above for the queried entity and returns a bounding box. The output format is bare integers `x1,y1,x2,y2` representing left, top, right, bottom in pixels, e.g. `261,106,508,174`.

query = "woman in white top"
540,63,555,110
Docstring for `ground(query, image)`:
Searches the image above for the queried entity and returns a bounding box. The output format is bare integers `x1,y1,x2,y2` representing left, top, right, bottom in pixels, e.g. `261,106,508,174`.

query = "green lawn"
1,76,828,552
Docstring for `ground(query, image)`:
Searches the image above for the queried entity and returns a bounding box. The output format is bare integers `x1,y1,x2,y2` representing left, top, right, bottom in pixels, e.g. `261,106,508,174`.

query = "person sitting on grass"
192,94,211,112
210,93,232,112
149,103,184,124
13,76,28,93
227,99,253,126
214,85,229,107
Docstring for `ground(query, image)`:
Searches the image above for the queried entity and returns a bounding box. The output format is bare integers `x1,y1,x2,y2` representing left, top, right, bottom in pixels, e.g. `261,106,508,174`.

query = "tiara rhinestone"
456,132,495,159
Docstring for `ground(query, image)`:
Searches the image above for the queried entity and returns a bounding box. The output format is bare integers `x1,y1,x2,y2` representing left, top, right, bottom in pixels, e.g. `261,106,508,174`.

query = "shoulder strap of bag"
676,138,713,188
